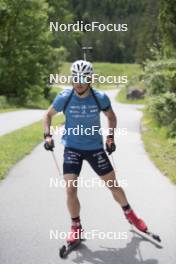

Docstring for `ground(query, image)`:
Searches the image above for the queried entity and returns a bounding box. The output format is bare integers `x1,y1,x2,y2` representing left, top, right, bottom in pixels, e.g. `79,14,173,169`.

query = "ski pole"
51,150,62,176
111,153,117,173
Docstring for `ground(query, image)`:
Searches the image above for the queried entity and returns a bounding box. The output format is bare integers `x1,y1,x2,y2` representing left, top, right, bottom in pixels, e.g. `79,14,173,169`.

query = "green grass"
93,62,140,79
0,114,64,181
59,62,71,76
141,111,176,183
116,86,146,104
0,107,26,113
60,62,141,90
0,102,49,112
49,87,62,94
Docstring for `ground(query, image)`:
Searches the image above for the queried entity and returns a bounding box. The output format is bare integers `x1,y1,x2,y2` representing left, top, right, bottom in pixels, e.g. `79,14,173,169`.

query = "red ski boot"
125,210,148,232
67,225,82,244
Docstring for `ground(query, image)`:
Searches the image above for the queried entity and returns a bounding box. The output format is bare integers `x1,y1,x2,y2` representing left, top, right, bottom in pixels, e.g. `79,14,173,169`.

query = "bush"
168,119,176,138
48,87,62,103
48,88,59,103
144,59,176,137
0,95,7,108
147,92,176,137
144,59,176,95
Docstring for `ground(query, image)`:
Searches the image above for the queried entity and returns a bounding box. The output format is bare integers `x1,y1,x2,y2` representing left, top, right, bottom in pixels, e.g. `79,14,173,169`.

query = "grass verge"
0,114,64,181
116,86,146,104
141,111,176,183
0,107,26,113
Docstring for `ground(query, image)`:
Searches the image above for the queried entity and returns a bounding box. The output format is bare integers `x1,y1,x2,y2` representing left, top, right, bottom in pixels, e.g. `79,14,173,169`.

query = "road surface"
0,110,45,136
0,90,176,264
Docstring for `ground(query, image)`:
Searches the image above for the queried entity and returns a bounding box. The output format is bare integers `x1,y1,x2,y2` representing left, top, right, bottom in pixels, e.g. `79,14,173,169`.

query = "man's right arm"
43,105,57,136
43,105,58,151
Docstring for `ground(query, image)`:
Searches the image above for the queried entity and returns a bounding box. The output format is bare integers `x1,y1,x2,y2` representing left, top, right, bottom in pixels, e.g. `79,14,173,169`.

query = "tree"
159,0,176,56
0,0,58,103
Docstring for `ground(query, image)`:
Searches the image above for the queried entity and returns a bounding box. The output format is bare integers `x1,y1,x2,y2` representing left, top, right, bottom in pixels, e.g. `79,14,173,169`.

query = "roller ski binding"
125,209,161,244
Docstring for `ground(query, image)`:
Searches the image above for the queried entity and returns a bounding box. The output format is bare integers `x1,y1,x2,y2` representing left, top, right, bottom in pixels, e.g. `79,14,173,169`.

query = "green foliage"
0,0,63,104
66,0,160,63
48,87,62,103
147,92,176,137
144,60,176,95
144,59,176,137
0,0,174,107
48,0,82,61
142,111,176,183
148,92,176,125
159,0,176,56
169,119,176,138
0,96,7,108
135,0,161,63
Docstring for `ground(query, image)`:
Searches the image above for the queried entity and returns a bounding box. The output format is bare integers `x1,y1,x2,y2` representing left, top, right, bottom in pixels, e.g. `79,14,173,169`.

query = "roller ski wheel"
59,239,82,258
59,245,66,258
59,226,83,258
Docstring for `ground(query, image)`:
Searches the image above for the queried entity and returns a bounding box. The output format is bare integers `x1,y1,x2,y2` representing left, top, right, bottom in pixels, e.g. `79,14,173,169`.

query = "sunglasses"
72,75,91,84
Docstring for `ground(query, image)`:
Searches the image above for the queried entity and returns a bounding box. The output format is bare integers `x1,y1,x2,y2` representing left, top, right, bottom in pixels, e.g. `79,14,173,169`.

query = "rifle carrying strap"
63,89,74,113
63,87,110,113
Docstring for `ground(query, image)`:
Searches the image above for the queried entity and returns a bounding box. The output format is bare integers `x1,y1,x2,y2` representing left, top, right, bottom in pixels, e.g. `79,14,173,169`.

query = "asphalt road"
0,109,45,136
0,90,176,264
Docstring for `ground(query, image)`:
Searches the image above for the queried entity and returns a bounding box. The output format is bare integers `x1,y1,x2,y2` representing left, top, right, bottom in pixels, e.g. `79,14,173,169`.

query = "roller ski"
125,209,161,244
59,225,84,258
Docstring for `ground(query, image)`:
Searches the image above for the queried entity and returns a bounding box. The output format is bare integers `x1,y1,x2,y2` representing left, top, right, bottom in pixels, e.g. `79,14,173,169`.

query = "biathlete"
43,60,147,244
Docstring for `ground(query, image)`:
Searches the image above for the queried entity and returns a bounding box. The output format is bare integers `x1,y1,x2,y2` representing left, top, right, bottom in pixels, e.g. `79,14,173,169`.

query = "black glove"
44,133,55,151
106,135,116,155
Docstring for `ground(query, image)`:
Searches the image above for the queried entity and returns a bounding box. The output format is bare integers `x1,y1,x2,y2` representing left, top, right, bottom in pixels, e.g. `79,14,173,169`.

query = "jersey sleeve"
52,89,71,112
100,93,112,111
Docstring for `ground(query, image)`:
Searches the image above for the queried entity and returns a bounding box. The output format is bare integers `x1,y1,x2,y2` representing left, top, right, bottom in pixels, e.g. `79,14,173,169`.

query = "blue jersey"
52,88,111,150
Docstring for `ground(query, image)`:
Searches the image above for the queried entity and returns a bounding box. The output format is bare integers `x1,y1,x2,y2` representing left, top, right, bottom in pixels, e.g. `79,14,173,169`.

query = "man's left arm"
103,109,117,154
103,109,117,136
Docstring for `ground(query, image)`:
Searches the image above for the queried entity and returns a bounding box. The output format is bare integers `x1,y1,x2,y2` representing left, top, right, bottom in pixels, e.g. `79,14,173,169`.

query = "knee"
66,186,77,198
64,174,78,198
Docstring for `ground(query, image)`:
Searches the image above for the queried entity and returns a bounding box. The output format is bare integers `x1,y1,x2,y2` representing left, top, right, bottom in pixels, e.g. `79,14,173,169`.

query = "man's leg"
86,149,148,232
63,147,83,219
63,148,83,242
64,173,80,218
101,169,147,231
100,170,128,207
84,148,128,207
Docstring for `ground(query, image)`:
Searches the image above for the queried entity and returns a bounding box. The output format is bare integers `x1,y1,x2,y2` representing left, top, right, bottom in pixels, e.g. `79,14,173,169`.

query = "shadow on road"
71,236,159,264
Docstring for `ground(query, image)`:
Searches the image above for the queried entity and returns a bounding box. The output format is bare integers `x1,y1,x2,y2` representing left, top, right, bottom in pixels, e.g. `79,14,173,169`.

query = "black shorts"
63,147,113,176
